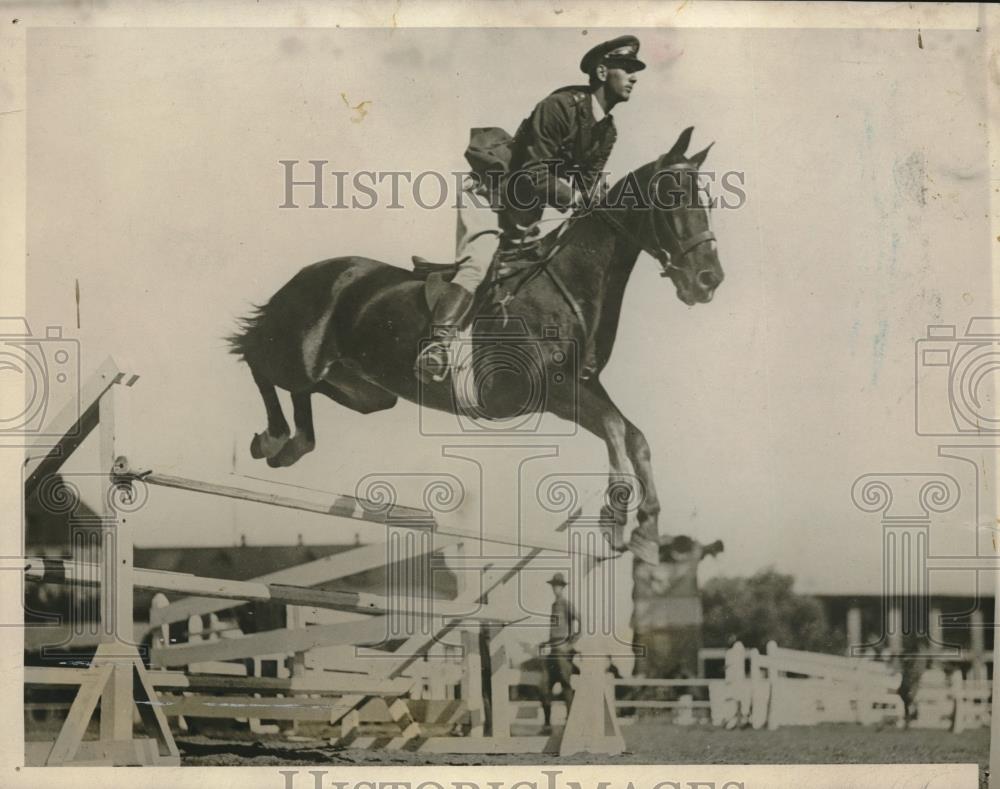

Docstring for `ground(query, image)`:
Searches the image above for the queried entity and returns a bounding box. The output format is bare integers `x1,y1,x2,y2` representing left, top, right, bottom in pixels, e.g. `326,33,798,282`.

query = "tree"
702,569,841,653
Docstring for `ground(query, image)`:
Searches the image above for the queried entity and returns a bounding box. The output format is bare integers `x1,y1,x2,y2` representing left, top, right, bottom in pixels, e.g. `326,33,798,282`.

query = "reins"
479,165,716,329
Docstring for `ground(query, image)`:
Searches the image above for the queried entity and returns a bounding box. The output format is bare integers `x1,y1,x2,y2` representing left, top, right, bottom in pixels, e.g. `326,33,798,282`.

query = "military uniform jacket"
547,596,580,653
502,84,617,226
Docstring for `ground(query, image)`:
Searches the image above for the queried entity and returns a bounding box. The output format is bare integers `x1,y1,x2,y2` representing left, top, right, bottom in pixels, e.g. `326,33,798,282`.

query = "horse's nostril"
697,269,719,289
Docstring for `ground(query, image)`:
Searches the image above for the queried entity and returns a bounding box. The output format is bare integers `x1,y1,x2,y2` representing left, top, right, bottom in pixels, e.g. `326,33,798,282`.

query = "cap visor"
606,57,646,73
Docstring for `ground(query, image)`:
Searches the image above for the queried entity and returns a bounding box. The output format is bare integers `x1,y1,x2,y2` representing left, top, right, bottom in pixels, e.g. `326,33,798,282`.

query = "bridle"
645,209,716,278
482,164,717,331
589,169,716,278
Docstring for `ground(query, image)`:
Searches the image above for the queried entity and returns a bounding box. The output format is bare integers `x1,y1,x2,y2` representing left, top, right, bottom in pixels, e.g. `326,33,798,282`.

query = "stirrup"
415,340,451,383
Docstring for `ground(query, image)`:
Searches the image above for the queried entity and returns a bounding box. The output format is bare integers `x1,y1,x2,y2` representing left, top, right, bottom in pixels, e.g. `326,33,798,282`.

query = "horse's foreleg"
267,390,317,468
583,382,662,566
623,419,662,549
565,386,636,556
249,365,291,460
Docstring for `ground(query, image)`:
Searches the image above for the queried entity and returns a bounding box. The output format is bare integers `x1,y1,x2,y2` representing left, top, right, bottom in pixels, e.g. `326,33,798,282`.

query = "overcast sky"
23,26,995,611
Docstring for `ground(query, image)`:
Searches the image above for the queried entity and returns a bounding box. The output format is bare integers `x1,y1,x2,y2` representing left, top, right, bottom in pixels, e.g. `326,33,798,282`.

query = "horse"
227,127,724,565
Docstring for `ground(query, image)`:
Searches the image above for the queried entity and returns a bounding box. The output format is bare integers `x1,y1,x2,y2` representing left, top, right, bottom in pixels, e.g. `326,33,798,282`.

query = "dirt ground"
26,713,991,784
174,719,991,784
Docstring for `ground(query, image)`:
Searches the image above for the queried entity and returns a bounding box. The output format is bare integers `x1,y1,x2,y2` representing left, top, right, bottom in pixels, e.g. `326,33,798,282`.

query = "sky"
20,25,996,613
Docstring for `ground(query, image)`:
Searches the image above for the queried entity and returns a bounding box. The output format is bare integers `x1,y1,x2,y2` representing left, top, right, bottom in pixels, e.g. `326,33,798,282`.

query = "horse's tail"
225,304,269,363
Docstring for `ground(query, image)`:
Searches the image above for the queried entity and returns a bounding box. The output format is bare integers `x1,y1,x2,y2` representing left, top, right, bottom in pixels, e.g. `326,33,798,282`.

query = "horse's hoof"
267,432,315,468
628,533,660,566
602,532,628,555
251,431,289,460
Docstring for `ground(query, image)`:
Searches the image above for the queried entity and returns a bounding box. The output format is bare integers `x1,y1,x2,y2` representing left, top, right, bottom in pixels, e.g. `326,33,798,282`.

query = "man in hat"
538,571,581,731
415,35,646,384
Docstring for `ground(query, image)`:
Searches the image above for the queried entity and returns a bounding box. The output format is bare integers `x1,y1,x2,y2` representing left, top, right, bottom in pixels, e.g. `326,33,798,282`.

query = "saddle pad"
424,271,451,311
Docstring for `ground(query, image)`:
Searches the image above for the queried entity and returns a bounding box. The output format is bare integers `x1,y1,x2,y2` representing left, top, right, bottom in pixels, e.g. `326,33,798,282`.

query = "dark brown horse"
227,128,724,564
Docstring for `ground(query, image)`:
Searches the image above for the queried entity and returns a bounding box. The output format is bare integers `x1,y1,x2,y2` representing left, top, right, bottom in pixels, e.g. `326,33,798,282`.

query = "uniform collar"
591,93,611,122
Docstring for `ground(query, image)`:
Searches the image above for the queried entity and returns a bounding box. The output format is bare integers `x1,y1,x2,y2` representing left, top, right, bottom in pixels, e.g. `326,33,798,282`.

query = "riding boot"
415,282,475,383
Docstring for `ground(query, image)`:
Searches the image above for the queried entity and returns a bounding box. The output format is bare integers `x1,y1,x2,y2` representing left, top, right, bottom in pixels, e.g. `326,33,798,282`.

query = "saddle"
410,216,595,379
411,220,573,314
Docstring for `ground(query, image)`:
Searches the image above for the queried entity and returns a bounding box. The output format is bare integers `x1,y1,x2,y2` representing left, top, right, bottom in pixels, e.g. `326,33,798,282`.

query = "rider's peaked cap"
580,35,646,74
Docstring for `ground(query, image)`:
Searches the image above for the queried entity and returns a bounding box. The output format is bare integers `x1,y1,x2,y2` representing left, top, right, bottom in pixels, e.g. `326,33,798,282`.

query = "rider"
414,35,646,383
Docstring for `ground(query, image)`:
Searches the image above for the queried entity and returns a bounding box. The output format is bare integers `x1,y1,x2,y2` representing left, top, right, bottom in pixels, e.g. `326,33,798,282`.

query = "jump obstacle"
22,359,991,765
21,357,625,765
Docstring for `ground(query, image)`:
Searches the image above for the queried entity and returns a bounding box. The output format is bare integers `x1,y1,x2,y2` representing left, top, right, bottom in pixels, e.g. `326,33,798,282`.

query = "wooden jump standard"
23,357,625,765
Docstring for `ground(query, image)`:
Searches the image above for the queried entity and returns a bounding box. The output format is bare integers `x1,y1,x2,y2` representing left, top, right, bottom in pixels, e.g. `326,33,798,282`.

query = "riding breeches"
451,195,500,294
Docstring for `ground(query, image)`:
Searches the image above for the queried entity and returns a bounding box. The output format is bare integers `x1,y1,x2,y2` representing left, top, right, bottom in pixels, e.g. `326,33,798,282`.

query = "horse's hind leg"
267,390,316,468
249,365,291,460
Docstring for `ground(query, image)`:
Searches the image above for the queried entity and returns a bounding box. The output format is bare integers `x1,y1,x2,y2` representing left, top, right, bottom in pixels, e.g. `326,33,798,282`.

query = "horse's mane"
604,155,696,208
603,126,706,208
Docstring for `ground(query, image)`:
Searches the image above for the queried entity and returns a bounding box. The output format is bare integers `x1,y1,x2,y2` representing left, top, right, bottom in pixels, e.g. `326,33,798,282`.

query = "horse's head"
636,127,724,306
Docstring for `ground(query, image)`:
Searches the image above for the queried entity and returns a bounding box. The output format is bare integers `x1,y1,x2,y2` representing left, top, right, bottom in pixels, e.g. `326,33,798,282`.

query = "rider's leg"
414,282,475,383
414,195,497,382
452,196,499,291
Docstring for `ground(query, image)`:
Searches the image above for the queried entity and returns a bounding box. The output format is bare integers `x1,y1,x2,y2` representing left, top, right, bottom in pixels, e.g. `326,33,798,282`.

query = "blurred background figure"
632,535,724,679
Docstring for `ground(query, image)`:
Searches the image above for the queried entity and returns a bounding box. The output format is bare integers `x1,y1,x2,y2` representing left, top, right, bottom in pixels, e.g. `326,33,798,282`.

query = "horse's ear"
660,126,694,165
689,142,715,169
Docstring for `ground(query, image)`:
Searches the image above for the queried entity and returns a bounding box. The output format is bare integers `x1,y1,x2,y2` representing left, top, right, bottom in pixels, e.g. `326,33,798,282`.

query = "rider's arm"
517,93,578,209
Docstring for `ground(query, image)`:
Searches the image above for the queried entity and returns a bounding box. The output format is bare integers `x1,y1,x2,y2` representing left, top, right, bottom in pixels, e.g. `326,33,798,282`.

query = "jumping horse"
228,127,724,565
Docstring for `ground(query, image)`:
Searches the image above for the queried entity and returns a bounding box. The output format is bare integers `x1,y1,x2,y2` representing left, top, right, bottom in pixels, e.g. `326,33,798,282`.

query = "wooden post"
846,606,862,655
98,383,135,744
763,641,781,731
151,593,170,652
676,694,695,726
483,567,514,738
952,671,967,734
460,627,484,736
558,527,624,756
748,647,769,730
32,363,179,765
888,606,903,657
971,608,986,681
719,641,746,727
151,594,185,731
282,604,307,736
929,605,943,658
